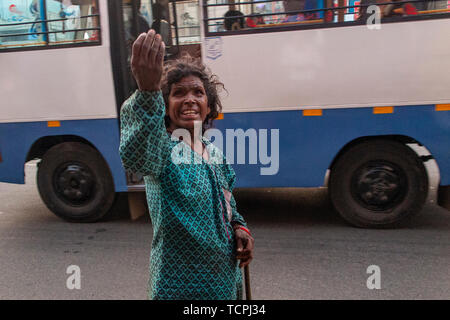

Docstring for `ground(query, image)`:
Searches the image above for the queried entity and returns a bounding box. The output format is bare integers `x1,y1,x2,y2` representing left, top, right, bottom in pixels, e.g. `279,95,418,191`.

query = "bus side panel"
0,119,128,192
214,105,449,188
0,122,30,184
203,19,450,113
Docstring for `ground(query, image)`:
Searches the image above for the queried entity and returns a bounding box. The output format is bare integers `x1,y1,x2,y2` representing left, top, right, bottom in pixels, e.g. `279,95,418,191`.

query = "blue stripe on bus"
0,104,448,191
213,104,450,187
0,118,128,192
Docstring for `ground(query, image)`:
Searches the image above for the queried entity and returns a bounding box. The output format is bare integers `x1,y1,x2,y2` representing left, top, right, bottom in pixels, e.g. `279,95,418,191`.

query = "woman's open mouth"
180,109,200,119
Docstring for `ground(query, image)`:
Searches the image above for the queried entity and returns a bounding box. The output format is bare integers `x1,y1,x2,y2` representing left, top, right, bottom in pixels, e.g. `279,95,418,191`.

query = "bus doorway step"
126,188,147,221
438,185,450,211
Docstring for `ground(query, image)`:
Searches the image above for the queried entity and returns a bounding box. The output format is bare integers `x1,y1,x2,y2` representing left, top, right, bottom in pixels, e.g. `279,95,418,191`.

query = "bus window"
204,0,450,34
169,0,200,44
207,0,229,32
0,0,100,50
45,0,100,44
0,0,45,49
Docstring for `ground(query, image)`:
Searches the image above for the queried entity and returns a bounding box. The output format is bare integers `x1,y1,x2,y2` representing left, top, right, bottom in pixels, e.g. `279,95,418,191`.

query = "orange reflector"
47,121,60,127
215,113,224,120
302,109,322,116
436,104,450,111
373,107,394,114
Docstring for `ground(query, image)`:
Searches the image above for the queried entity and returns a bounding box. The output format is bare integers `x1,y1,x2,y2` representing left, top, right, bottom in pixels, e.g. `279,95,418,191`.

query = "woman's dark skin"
131,29,254,268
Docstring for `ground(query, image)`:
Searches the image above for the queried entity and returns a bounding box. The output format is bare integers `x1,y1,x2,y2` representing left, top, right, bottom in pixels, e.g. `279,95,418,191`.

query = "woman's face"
167,75,210,132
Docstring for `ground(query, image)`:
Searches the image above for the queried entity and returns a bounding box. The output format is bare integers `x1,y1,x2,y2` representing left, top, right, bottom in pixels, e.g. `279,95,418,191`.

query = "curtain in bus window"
0,0,44,48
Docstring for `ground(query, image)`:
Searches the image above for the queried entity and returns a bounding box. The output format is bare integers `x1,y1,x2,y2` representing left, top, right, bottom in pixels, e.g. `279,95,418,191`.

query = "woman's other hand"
234,227,254,268
131,29,165,92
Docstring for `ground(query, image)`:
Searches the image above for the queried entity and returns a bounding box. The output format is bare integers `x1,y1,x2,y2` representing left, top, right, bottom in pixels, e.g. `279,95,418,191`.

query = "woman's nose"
183,92,196,104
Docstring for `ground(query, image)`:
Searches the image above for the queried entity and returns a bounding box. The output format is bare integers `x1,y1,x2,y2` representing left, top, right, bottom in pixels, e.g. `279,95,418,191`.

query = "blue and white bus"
0,0,449,227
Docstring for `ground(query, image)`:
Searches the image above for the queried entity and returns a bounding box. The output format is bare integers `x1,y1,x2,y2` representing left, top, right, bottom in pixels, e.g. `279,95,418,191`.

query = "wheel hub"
352,162,407,211
54,163,95,205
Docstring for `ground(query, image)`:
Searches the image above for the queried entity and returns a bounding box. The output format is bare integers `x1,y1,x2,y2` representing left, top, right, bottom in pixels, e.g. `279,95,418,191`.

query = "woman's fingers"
141,29,156,65
239,242,253,267
155,40,166,67
149,33,161,65
131,32,146,68
130,29,165,92
236,237,244,254
235,231,254,268
245,236,255,251
239,253,253,268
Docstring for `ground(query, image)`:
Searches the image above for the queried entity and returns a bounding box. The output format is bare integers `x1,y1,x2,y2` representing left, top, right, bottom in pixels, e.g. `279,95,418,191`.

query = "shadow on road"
105,188,450,230
234,187,346,227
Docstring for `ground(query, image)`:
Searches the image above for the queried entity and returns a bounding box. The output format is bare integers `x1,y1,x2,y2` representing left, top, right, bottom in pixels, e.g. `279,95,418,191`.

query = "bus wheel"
329,140,428,228
37,142,116,222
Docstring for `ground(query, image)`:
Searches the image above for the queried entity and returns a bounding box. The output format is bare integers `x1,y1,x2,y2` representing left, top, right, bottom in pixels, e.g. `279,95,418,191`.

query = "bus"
0,0,449,227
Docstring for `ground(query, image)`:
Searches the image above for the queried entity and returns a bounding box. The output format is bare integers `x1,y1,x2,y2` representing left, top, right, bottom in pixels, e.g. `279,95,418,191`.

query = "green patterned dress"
119,90,247,300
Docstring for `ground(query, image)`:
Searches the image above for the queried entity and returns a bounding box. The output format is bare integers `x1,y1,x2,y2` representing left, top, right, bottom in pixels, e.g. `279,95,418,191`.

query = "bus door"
109,0,201,113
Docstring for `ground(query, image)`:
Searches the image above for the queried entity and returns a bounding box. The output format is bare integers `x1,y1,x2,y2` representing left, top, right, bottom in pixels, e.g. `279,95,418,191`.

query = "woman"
119,30,254,300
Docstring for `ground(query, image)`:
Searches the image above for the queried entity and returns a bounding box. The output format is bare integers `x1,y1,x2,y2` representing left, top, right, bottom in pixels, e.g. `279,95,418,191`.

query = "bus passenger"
224,4,245,30
119,30,254,300
382,0,418,17
246,14,265,28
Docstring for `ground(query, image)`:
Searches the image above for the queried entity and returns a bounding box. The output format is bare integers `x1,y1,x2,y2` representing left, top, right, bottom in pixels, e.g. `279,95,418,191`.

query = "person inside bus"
246,14,266,28
382,0,418,17
223,3,245,30
151,0,171,44
119,30,254,300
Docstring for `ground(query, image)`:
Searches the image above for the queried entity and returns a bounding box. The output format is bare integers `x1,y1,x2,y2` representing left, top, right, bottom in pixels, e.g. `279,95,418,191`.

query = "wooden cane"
244,265,252,300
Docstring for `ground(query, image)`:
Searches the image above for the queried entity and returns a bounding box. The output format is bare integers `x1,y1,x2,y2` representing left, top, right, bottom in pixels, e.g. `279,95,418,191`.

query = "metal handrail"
0,14,100,27
0,27,100,38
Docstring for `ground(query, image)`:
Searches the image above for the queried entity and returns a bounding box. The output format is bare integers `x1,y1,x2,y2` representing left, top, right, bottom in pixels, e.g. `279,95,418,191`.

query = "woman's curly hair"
161,53,225,131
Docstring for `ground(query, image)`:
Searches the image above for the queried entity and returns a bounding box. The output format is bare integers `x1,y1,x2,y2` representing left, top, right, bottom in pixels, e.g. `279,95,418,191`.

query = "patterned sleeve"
119,90,172,178
223,162,247,228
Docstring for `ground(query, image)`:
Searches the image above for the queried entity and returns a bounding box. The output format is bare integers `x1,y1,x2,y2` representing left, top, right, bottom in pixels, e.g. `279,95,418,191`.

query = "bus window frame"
202,0,450,37
0,0,102,54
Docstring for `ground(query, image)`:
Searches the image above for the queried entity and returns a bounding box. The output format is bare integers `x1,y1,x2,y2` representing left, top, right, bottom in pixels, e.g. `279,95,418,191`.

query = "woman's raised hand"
131,30,166,92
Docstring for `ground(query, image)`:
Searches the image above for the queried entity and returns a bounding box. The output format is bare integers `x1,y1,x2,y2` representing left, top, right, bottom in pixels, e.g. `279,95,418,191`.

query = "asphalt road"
0,163,449,300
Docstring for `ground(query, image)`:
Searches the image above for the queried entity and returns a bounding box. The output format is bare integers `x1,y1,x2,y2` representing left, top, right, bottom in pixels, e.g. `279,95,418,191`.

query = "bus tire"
37,142,116,222
329,140,428,228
